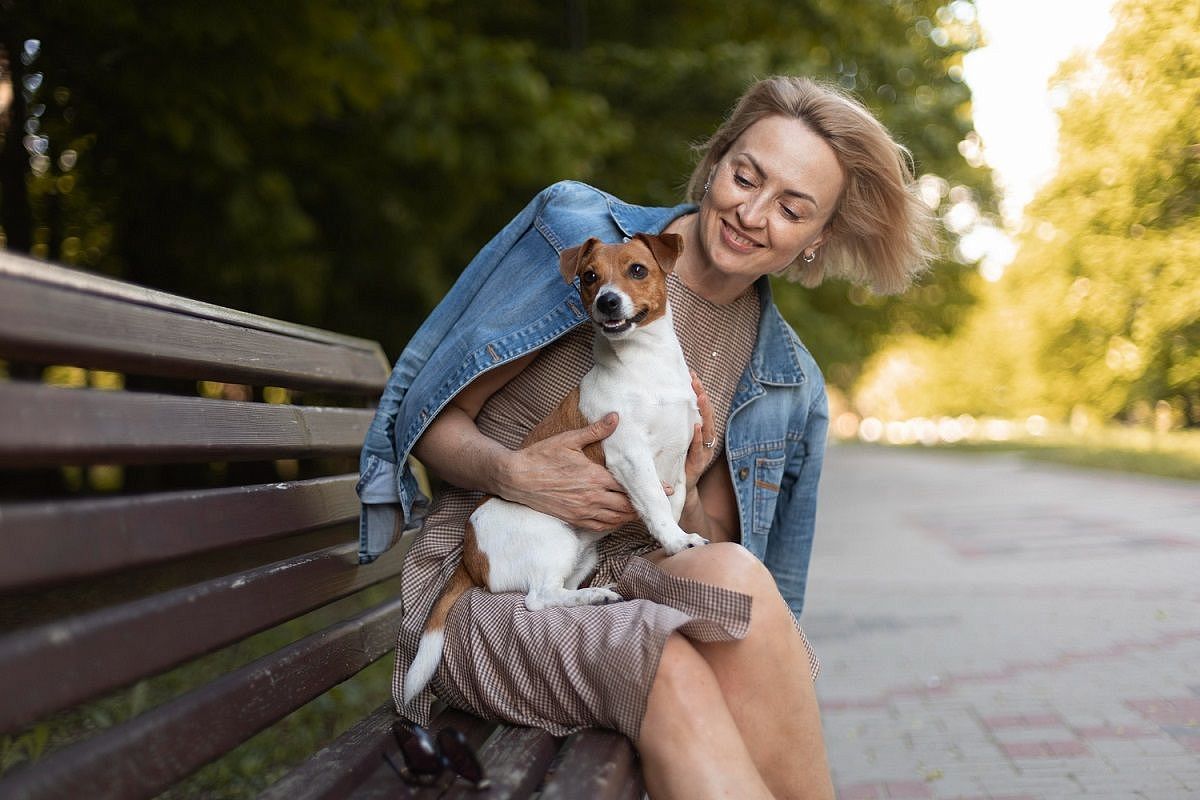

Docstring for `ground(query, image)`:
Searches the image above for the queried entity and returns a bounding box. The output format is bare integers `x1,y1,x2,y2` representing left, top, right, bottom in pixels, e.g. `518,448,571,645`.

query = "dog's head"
558,233,683,338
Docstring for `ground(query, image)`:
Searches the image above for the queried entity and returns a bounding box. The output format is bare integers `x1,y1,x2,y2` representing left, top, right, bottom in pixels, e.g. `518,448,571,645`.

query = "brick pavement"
805,444,1200,799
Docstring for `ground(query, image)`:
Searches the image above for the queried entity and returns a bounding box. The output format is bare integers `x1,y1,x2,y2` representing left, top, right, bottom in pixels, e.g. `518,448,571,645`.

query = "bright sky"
964,0,1118,222
961,0,1118,276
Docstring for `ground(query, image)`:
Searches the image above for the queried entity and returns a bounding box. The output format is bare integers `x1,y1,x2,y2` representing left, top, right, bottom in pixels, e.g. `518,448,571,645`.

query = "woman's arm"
411,354,642,531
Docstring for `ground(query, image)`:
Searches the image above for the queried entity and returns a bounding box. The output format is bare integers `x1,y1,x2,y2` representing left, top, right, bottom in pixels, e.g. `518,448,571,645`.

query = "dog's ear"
634,232,684,274
559,237,600,284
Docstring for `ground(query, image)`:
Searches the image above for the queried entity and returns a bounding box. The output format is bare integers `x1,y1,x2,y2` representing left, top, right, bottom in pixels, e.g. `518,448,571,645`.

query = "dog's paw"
660,531,710,555
595,587,623,604
578,586,623,606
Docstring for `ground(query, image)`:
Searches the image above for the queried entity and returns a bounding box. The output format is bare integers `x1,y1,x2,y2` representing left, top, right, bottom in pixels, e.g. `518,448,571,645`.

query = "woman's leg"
645,543,835,800
637,633,775,800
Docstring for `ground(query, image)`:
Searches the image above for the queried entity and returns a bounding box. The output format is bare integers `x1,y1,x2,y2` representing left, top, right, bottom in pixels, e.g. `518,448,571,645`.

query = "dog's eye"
629,263,648,279
580,270,599,285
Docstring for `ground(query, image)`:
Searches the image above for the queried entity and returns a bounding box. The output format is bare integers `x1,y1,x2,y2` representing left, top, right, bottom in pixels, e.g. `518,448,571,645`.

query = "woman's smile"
719,219,762,252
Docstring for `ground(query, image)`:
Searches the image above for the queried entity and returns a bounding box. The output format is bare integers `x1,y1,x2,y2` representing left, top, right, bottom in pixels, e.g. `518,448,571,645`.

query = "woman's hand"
497,413,640,532
684,372,716,492
676,372,717,537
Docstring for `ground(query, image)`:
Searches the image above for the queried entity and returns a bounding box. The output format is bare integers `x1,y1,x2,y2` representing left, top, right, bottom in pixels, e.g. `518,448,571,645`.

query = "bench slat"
341,706,503,800
0,540,406,734
0,253,389,393
539,729,644,800
0,382,372,467
443,726,560,800
0,596,404,800
0,474,360,590
259,703,399,800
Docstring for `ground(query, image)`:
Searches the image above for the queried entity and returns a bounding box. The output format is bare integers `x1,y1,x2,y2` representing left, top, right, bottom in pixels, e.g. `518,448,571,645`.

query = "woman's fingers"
691,372,715,447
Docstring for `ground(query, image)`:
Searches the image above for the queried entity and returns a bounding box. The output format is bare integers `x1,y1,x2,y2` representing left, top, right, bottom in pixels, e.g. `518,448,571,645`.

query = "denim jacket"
357,181,828,617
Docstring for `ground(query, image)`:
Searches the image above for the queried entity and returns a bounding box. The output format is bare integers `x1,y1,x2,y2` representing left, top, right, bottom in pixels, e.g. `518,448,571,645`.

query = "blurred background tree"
1,0,989,391
856,0,1200,429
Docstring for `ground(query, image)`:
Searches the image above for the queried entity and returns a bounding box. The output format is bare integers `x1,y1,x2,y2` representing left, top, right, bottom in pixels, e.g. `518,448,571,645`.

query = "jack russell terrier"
403,232,708,706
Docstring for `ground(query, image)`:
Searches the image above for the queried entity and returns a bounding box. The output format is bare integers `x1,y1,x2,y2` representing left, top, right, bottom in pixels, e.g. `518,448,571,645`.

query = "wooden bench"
0,252,644,799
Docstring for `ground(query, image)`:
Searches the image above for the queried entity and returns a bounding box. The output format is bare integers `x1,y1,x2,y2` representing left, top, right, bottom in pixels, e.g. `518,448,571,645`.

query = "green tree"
2,1,991,375
1,1,625,358
857,0,1200,427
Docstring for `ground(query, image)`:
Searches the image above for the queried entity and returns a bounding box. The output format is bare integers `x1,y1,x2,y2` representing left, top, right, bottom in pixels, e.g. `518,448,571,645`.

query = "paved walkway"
805,444,1200,799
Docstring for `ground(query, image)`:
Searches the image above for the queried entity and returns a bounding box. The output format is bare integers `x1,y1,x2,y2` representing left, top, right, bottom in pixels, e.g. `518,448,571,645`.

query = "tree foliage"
856,0,1200,427
2,0,989,376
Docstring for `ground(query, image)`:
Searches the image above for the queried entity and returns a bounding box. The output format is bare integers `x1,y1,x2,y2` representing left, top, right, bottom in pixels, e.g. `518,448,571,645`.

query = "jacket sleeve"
355,183,567,562
764,385,829,619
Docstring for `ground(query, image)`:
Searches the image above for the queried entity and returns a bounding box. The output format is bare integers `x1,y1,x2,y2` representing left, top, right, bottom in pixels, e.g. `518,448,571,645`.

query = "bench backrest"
0,252,402,798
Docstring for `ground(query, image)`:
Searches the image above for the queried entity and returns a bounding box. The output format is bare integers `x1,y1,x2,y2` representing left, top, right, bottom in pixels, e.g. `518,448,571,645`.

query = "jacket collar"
750,278,808,386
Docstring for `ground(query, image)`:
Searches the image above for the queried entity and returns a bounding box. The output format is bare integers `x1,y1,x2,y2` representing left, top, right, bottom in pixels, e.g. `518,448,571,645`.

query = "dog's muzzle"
592,290,646,335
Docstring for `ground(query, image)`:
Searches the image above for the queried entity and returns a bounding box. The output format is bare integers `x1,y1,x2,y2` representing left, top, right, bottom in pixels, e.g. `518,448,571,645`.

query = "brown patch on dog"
462,516,491,587
425,559,476,631
522,386,605,466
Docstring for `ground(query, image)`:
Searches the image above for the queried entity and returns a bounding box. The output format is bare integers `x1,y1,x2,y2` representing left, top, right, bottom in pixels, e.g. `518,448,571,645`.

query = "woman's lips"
720,219,761,253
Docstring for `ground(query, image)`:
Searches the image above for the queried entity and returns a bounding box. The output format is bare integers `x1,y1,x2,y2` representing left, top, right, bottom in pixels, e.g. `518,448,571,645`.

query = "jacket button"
737,467,749,480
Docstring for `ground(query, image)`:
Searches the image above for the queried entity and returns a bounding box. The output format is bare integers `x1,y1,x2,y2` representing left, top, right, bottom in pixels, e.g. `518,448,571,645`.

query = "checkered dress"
393,275,819,739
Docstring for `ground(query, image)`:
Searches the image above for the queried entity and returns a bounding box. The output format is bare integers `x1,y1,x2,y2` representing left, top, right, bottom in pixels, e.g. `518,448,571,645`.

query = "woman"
358,76,934,799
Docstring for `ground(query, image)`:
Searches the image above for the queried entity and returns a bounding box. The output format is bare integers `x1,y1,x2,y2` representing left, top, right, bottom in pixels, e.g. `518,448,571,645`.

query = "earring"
703,179,711,196
802,250,816,263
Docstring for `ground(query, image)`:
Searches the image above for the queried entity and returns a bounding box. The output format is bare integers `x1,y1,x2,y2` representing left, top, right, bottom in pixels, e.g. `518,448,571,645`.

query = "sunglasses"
385,721,491,791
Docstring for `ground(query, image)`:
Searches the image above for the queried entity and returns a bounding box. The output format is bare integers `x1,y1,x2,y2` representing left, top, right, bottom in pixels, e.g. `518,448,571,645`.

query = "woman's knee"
660,542,777,598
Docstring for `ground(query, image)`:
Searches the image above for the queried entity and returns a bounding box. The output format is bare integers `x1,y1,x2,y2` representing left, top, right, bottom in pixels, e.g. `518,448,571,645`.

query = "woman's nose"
737,194,768,229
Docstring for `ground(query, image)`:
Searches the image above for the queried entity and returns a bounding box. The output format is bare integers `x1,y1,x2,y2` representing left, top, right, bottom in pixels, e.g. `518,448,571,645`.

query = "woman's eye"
734,173,754,188
581,271,598,285
780,205,802,221
629,264,648,279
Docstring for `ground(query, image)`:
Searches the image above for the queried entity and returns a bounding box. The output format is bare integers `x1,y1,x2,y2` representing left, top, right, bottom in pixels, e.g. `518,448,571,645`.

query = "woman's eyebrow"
740,152,820,209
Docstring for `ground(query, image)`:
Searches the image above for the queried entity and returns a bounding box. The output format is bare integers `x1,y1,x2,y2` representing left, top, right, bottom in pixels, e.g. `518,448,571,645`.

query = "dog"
403,232,707,706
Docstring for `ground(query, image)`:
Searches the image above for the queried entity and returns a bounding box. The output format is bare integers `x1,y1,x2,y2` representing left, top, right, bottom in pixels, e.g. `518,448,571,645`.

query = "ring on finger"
703,439,715,449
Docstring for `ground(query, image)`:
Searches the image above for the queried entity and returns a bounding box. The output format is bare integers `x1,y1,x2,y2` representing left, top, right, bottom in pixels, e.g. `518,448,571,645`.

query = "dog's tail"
403,560,475,706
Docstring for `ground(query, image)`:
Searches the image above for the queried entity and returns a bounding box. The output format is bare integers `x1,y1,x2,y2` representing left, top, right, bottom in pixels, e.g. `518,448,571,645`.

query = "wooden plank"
442,725,560,800
0,251,389,374
342,707,501,800
538,729,644,800
0,540,406,734
0,474,360,590
259,703,399,800
0,382,373,467
0,596,405,800
0,269,388,393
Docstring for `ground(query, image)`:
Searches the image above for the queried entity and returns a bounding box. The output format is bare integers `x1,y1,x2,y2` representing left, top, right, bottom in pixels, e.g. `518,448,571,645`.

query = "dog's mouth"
598,308,649,335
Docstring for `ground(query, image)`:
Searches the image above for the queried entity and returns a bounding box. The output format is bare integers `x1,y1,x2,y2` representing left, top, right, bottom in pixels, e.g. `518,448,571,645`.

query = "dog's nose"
596,292,621,316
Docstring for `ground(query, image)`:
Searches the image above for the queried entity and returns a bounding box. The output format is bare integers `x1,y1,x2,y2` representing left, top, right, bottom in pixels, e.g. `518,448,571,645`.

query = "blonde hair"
688,76,936,294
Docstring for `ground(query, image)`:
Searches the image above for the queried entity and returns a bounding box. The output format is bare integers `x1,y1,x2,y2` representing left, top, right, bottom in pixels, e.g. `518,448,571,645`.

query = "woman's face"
696,115,845,280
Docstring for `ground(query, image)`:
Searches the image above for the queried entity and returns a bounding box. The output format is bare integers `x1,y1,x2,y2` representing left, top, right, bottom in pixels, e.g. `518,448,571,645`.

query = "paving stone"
807,446,1200,800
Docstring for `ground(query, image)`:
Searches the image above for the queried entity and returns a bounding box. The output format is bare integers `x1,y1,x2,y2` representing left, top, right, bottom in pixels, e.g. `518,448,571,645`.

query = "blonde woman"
359,76,934,799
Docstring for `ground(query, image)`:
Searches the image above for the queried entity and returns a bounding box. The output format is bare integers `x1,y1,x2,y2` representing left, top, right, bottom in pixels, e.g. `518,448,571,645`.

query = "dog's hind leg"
525,584,621,611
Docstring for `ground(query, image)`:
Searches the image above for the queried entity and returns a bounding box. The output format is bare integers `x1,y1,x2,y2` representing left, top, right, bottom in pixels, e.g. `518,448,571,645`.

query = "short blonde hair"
688,76,936,294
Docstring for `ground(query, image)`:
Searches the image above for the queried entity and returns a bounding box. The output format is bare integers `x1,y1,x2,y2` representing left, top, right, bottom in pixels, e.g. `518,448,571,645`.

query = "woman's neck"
665,212,758,306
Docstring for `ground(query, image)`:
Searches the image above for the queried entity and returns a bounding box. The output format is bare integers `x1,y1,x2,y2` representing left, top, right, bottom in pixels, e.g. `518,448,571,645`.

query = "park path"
805,444,1200,799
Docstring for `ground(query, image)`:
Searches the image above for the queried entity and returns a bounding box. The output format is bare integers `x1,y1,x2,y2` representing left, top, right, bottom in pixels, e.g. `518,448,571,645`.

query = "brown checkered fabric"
392,275,819,739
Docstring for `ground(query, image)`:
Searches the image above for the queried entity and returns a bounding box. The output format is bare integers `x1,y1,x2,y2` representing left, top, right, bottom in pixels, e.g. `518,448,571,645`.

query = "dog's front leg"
604,439,707,555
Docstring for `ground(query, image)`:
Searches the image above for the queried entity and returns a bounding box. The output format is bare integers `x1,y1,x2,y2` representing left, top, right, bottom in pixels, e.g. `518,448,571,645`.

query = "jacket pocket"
751,453,786,536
